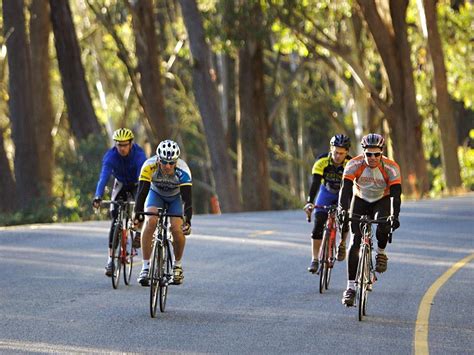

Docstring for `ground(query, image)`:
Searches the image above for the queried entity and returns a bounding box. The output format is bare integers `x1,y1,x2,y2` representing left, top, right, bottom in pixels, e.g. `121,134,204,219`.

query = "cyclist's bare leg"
141,206,159,261
170,217,186,262
311,239,322,261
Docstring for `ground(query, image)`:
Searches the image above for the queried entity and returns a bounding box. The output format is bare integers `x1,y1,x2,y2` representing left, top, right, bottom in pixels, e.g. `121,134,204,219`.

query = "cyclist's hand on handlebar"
388,215,400,231
92,197,102,209
132,212,145,230
303,203,314,222
182,222,191,236
337,207,347,226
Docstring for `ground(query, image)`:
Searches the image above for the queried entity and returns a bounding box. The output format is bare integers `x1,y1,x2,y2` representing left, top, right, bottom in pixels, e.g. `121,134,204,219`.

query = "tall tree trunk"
357,0,430,197
30,0,54,198
49,0,101,140
179,0,242,212
421,0,462,191
3,0,42,208
0,127,16,213
130,0,169,142
237,39,271,210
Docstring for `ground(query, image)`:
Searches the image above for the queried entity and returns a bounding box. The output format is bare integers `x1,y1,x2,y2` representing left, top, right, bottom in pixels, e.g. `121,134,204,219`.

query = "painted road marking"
414,253,474,354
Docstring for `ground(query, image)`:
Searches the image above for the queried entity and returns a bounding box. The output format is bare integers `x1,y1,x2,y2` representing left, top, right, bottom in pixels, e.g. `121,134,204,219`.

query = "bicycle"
137,209,175,318
314,204,339,294
100,198,136,289
346,213,392,321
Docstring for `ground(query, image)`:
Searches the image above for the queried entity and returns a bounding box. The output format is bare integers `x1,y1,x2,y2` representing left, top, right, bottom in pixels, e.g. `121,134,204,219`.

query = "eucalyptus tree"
179,0,242,212
3,0,42,208
50,0,102,140
418,0,462,191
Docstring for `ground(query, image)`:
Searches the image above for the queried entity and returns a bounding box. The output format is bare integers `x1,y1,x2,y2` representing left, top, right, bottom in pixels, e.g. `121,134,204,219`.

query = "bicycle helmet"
156,139,180,161
361,133,385,149
330,134,351,149
113,128,134,142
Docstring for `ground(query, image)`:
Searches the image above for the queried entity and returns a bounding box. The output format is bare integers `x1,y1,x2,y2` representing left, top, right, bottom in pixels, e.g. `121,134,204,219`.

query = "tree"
3,0,42,208
30,0,54,197
0,127,15,212
49,0,102,140
419,0,462,191
130,0,169,142
236,2,271,210
179,0,242,212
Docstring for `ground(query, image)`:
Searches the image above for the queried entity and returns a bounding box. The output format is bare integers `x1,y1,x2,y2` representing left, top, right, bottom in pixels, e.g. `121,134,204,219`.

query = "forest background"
1,0,473,226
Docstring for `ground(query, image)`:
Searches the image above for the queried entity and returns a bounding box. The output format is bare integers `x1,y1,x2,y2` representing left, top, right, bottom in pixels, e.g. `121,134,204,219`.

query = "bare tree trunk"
130,0,169,142
421,0,462,191
30,0,54,198
0,127,16,213
3,0,42,208
49,0,102,140
357,0,430,197
179,0,242,212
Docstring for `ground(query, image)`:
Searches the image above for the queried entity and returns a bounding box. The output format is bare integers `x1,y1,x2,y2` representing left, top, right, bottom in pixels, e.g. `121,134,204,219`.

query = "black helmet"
361,133,385,149
330,134,351,149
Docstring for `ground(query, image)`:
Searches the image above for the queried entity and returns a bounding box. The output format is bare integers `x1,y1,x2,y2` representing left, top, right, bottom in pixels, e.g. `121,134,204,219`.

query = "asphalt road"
1,194,473,354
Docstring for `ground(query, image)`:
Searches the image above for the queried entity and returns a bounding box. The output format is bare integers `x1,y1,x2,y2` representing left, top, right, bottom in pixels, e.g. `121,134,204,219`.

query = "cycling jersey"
310,153,352,194
95,144,147,198
342,154,401,203
139,157,192,197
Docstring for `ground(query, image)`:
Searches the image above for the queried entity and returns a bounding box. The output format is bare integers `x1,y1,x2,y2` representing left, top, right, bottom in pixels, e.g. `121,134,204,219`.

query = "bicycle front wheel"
325,236,336,290
111,223,122,289
123,226,134,285
319,232,329,294
358,246,369,321
159,242,171,312
149,240,161,318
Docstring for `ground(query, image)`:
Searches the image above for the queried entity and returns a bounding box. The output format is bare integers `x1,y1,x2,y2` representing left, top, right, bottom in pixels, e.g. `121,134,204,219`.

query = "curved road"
0,194,473,354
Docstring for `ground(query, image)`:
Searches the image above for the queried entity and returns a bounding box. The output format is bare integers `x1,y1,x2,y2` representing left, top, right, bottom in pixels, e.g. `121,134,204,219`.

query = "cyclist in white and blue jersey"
133,140,193,286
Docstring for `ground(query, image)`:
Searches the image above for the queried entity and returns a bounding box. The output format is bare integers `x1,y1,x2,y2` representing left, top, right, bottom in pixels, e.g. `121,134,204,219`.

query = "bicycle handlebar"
100,200,135,207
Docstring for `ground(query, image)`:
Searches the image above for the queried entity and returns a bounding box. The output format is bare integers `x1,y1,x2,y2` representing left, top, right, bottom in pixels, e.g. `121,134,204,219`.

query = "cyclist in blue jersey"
304,134,351,273
92,128,147,276
133,139,193,286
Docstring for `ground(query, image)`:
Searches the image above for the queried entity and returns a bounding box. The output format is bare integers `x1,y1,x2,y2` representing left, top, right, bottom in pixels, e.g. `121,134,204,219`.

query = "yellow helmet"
113,128,134,142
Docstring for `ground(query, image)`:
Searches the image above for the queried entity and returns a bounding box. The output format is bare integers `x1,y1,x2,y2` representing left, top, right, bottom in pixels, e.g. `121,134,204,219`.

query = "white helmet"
156,140,180,161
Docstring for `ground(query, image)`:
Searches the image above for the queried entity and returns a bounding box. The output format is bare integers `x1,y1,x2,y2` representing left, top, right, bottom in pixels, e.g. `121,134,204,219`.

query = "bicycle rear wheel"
319,233,329,294
111,222,122,289
123,226,134,285
159,242,171,312
358,246,369,321
149,240,161,318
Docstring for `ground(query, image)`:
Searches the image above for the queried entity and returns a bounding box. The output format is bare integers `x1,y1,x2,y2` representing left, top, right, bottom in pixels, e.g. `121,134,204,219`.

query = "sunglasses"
160,160,176,166
364,152,382,158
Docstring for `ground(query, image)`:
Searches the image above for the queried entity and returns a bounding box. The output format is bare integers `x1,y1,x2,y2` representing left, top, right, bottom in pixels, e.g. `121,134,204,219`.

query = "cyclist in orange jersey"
337,133,401,307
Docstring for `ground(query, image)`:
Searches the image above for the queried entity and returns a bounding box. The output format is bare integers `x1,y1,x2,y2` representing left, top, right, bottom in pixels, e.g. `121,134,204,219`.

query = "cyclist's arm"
134,180,150,213
180,184,192,225
390,183,402,217
94,156,113,198
307,174,322,203
338,178,353,211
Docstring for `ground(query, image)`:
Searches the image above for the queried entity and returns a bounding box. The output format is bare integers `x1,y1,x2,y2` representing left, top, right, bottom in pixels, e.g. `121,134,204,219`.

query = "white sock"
347,280,355,290
142,260,150,270
175,260,182,268
107,256,112,263
377,248,386,255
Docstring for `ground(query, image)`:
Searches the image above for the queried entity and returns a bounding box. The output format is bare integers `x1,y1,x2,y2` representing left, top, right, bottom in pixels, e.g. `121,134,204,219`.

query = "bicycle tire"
325,236,336,290
358,246,369,321
319,232,329,294
123,225,134,285
111,222,122,289
159,241,171,312
362,249,372,316
149,239,161,318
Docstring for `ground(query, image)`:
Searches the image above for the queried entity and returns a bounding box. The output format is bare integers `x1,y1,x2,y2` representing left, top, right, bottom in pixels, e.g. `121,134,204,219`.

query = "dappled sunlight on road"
0,339,125,354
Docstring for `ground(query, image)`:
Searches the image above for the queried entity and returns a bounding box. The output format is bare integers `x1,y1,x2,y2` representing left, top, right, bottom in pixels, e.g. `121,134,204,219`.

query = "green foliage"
54,133,108,222
458,138,474,191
